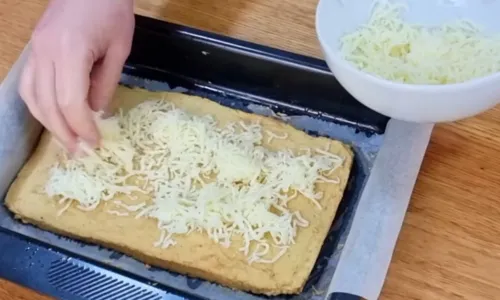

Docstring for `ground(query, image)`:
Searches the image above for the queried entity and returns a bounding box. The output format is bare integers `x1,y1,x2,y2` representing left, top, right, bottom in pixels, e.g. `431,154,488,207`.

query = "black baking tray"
0,15,387,300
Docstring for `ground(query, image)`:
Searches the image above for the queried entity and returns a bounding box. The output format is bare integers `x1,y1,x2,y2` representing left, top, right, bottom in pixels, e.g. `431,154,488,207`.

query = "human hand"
19,0,135,153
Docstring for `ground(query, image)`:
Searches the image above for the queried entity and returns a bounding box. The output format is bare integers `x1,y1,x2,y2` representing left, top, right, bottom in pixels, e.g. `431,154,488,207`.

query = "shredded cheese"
45,98,344,264
57,199,72,216
340,0,500,84
107,210,129,217
113,200,146,212
265,130,288,143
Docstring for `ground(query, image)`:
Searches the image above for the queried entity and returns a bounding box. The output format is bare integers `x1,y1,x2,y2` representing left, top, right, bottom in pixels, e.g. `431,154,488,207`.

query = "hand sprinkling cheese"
45,98,344,264
340,0,500,84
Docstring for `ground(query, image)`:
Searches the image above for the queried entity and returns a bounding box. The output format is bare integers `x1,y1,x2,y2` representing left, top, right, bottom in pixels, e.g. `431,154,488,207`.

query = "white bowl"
315,0,500,123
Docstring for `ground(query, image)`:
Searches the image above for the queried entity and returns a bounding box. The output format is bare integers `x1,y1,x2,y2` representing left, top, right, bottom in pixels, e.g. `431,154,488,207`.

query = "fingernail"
71,147,86,159
70,139,94,159
93,110,105,120
102,110,112,118
75,133,98,148
80,138,100,152
95,109,112,119
87,137,100,148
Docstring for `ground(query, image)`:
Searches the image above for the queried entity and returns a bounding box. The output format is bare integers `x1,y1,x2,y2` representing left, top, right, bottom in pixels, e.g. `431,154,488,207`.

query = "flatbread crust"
5,86,353,295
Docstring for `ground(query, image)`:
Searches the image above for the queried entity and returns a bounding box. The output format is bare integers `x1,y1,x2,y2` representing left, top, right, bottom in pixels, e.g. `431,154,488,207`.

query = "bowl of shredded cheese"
316,0,500,123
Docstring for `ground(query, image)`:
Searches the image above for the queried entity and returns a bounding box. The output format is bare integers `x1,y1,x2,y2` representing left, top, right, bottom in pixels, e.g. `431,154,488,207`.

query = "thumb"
88,44,130,113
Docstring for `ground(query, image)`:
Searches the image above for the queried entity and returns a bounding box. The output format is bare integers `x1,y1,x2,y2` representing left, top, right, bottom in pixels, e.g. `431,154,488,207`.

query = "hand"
19,0,135,153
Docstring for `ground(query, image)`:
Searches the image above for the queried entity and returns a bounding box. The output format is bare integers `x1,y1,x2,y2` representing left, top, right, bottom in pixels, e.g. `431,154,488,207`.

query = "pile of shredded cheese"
45,99,344,264
339,0,500,84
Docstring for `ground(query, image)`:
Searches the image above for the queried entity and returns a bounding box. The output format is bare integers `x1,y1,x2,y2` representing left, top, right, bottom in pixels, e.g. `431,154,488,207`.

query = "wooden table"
1,0,499,299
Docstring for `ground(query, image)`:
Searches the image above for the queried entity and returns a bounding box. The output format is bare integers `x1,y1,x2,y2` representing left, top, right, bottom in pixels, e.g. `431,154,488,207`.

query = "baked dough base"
5,86,353,295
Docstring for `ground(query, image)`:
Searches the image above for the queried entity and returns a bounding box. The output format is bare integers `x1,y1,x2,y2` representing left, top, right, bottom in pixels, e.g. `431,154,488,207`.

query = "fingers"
55,49,100,147
35,57,77,152
21,46,100,152
19,54,45,127
19,52,78,153
88,43,131,113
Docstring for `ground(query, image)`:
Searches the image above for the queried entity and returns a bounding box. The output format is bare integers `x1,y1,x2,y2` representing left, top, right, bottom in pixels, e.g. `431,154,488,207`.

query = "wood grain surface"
1,0,499,299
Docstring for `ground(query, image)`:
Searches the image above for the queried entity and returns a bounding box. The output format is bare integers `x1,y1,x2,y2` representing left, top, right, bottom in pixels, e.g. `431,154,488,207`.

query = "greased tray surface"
0,15,388,300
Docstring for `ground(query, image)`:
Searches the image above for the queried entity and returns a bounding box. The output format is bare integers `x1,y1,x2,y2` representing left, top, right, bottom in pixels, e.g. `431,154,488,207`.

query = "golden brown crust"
5,86,353,295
